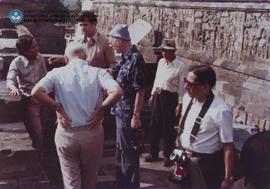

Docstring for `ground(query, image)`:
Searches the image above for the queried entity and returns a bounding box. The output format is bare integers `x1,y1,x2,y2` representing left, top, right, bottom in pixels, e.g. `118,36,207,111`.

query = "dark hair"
189,65,216,88
241,131,270,189
77,11,97,23
16,35,34,56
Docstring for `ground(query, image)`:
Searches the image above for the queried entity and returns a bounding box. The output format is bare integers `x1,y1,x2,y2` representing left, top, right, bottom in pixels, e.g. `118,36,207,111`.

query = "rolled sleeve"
151,61,161,95
98,69,120,93
131,55,144,91
6,62,18,89
35,71,56,94
218,109,233,143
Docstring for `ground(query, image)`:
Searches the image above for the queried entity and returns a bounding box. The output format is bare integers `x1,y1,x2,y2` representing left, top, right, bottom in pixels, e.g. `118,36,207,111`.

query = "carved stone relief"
95,2,270,62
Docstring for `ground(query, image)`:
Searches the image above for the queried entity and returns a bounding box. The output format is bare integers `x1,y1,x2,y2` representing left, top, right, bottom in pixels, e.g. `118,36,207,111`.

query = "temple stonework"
93,0,270,129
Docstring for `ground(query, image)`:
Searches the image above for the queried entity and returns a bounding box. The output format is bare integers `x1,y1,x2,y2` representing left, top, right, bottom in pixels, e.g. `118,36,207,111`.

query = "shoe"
163,158,174,167
144,154,159,162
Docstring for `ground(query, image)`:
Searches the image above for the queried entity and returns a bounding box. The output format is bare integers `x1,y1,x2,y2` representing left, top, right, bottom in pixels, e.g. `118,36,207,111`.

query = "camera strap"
178,98,193,135
178,91,214,143
190,91,214,143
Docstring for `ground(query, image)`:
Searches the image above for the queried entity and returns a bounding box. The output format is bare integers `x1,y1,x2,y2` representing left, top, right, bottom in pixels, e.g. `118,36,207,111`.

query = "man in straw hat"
145,39,187,167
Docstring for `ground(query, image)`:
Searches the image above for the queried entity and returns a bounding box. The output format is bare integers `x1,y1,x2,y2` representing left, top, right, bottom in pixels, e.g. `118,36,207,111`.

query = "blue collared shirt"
111,45,145,123
36,58,120,127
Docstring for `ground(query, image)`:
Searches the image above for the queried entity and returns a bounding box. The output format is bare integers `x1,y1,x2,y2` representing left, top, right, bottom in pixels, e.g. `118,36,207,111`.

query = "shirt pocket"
19,66,32,78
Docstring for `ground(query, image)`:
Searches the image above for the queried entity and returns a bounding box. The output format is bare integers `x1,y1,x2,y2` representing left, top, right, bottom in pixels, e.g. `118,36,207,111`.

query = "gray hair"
64,42,86,60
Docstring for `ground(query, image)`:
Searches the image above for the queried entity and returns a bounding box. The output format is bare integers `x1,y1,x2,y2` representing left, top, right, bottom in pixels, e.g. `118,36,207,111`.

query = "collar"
92,32,98,42
163,57,177,67
68,58,88,65
122,45,137,61
83,32,98,43
20,54,40,68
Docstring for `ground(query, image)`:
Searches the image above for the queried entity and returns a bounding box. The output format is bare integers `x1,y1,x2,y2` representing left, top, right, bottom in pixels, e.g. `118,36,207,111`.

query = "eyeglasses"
184,77,200,86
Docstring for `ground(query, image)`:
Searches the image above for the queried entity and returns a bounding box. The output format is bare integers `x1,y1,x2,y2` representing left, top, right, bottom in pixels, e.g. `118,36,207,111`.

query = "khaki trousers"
55,125,104,189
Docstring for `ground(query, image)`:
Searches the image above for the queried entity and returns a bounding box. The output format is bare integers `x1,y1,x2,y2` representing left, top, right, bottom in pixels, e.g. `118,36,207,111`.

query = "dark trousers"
21,97,45,149
149,91,178,158
115,116,140,189
195,150,225,189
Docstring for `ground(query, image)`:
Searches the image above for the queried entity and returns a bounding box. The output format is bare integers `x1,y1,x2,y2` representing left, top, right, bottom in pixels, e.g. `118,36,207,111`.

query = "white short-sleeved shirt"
36,58,119,127
180,92,233,153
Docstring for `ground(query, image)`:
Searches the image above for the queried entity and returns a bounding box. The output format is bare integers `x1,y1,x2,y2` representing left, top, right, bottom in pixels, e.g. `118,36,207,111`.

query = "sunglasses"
184,77,200,86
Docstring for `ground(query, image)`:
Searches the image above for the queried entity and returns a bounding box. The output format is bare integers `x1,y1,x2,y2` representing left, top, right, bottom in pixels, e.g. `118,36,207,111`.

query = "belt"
188,150,223,158
155,88,177,95
21,95,31,100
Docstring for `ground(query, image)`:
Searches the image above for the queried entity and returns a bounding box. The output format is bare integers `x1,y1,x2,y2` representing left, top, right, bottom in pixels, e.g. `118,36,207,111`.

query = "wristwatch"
55,102,61,111
133,112,140,117
225,176,234,182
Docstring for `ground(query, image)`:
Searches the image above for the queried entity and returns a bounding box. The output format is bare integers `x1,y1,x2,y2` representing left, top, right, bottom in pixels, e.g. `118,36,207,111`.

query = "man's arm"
31,86,58,109
221,142,234,189
6,61,20,96
31,85,71,128
131,89,145,129
48,56,67,67
149,59,161,105
86,84,123,129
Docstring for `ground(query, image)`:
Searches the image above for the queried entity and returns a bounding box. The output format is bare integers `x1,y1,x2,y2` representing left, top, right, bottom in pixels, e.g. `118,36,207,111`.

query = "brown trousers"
21,97,45,149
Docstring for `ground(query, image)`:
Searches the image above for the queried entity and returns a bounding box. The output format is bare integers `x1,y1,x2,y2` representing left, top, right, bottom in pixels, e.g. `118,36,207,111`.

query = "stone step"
0,122,42,180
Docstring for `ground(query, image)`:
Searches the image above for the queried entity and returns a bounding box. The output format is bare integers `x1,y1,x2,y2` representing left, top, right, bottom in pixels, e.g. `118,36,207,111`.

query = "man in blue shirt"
31,42,123,189
108,24,145,189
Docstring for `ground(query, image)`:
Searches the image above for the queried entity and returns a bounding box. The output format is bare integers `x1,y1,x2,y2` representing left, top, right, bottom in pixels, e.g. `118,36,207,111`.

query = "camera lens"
170,149,183,161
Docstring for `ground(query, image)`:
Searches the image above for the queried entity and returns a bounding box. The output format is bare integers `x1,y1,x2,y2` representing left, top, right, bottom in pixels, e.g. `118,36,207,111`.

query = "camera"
168,149,191,184
170,149,189,164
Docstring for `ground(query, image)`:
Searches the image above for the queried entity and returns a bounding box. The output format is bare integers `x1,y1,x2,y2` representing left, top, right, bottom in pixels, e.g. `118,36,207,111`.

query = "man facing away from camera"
31,42,123,189
178,65,234,189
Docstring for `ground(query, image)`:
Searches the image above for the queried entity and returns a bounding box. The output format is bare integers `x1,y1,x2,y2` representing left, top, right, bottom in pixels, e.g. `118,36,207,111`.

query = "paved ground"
98,151,175,189
0,118,255,189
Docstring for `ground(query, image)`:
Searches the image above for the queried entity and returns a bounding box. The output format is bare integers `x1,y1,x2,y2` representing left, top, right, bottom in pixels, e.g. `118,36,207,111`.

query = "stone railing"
92,0,270,130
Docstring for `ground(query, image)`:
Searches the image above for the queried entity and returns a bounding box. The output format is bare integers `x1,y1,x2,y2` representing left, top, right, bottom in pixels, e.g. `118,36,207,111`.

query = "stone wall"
92,0,270,130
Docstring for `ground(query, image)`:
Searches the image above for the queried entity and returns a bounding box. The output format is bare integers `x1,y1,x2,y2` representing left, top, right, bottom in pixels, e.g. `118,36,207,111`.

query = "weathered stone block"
224,94,235,106
246,112,259,127
0,122,42,179
265,120,270,131
0,179,17,189
35,37,66,54
18,176,50,189
258,119,266,131
0,29,17,39
234,109,247,124
24,23,65,38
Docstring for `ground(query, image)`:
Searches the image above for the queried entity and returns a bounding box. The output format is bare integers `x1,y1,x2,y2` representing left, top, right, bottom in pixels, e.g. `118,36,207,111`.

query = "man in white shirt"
145,39,187,167
31,42,123,189
179,65,234,189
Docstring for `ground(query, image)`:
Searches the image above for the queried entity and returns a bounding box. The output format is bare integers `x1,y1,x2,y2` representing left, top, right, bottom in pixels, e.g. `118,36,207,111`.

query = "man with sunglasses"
179,65,234,189
145,39,187,167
